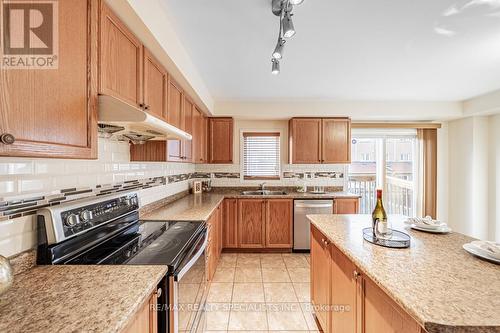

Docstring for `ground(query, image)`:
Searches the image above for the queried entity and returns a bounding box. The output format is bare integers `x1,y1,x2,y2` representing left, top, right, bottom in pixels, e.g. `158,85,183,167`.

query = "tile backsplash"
0,137,348,258
0,138,195,258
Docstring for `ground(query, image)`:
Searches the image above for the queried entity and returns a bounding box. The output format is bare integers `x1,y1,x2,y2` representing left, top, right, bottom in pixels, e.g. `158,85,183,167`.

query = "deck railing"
348,174,414,216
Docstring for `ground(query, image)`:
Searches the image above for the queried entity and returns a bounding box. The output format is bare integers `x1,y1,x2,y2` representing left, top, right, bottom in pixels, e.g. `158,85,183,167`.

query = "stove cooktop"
65,220,204,269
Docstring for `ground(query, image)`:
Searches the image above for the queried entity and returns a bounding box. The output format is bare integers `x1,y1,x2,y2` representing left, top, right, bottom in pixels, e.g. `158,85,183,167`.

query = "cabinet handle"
139,103,145,108
353,270,360,279
145,105,150,110
156,287,162,298
0,133,15,145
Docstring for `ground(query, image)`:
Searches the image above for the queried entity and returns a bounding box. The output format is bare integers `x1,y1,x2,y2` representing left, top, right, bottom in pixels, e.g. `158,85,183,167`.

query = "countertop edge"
308,218,493,333
113,266,168,333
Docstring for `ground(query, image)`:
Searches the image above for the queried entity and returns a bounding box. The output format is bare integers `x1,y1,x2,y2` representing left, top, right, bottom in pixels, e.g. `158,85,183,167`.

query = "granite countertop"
141,190,360,222
308,214,500,333
0,265,167,333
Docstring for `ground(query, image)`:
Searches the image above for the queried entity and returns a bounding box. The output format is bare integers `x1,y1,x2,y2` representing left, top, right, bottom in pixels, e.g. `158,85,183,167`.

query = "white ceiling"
161,0,500,102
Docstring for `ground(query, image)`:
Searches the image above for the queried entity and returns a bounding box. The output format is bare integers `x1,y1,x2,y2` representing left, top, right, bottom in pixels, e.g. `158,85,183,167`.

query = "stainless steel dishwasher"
293,199,333,251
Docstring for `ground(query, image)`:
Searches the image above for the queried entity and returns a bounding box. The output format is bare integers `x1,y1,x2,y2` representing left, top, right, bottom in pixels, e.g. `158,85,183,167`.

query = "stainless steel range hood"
98,95,192,142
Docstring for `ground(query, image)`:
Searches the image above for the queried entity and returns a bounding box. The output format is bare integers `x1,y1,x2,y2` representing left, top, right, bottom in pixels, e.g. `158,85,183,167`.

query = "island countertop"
307,214,500,333
0,265,167,333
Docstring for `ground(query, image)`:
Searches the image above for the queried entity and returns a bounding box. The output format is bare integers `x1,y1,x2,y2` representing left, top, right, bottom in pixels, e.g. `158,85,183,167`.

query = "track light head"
282,11,295,38
272,38,285,59
271,59,280,75
289,0,305,5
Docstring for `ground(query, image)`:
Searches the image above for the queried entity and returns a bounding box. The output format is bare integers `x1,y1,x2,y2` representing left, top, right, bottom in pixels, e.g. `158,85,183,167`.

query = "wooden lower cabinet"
223,199,238,248
207,202,223,281
333,198,360,214
311,225,331,333
238,199,266,248
311,224,423,333
122,290,158,333
265,199,293,248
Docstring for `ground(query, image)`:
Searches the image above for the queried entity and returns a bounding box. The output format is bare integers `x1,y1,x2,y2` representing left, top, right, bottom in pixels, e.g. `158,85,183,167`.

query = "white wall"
447,115,500,241
436,123,449,223
488,114,500,241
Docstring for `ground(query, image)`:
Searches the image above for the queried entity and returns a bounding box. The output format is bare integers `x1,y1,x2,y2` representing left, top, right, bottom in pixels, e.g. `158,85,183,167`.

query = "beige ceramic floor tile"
260,255,286,268
263,283,298,303
233,283,265,302
228,303,268,331
266,303,309,331
261,267,291,282
299,303,320,331
207,282,234,303
282,254,310,268
237,254,262,267
219,253,238,267
293,283,311,302
206,307,230,331
213,266,235,283
234,267,263,283
287,267,311,283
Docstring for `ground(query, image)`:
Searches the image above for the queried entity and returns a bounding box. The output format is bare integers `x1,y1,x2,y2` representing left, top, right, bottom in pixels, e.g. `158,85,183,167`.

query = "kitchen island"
308,214,500,333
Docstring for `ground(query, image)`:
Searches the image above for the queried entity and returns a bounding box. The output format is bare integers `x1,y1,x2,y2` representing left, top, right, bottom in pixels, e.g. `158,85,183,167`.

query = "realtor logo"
1,0,58,69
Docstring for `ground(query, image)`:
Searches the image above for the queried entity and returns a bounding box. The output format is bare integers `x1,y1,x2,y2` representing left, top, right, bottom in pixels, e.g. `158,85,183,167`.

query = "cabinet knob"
156,287,162,298
145,105,150,110
139,103,145,108
0,133,15,145
353,270,360,279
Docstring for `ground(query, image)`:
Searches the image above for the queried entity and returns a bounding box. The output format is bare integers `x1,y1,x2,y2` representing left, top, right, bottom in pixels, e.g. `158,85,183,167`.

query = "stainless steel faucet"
259,182,266,191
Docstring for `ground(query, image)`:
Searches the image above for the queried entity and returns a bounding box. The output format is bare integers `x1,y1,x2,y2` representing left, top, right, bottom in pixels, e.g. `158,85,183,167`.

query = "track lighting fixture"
271,59,280,75
272,38,285,59
270,0,305,74
282,10,295,39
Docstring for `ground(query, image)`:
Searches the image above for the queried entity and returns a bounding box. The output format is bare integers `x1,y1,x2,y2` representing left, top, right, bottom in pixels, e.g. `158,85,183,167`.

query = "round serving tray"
362,227,411,248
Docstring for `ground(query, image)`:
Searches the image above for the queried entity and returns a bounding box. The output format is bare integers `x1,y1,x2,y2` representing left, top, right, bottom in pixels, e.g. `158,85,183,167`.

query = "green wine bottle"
372,189,388,237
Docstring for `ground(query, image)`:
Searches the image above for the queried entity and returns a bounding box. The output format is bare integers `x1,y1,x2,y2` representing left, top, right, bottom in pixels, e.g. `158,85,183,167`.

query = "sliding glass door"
348,130,419,216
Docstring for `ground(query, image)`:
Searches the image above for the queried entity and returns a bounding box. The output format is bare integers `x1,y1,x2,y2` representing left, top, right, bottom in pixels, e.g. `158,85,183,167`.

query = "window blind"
243,132,280,179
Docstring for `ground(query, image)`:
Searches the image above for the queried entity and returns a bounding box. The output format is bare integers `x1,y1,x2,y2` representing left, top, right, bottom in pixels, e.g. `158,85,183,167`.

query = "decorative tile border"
283,171,344,179
0,174,190,221
213,172,240,179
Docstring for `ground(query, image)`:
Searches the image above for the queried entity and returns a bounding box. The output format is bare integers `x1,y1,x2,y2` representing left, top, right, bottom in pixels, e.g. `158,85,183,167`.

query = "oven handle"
175,232,207,280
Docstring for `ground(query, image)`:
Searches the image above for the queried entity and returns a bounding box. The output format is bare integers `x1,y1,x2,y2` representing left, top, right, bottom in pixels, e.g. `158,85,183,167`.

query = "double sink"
240,190,287,196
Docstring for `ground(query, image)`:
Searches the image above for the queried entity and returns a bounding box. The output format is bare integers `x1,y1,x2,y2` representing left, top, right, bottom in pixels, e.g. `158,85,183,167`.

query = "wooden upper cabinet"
238,199,266,248
310,225,331,333
322,118,351,163
331,245,358,333
265,199,293,248
289,118,322,164
167,78,183,129
208,118,233,164
100,2,142,107
193,107,207,164
223,199,238,248
333,198,360,214
130,141,166,162
289,118,351,164
143,48,167,120
183,97,194,162
0,0,98,159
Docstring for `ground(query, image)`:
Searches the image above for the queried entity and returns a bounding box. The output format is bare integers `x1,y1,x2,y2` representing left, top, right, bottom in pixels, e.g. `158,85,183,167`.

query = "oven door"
169,229,207,333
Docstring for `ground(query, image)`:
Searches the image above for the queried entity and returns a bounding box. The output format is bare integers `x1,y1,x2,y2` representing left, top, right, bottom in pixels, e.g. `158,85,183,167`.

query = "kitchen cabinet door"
361,275,421,333
333,198,359,214
238,199,266,248
0,0,98,159
289,118,322,164
130,141,167,162
217,204,223,257
182,97,194,162
322,118,351,163
265,199,293,248
167,77,183,129
143,47,167,120
208,118,233,164
122,290,158,333
192,107,202,163
202,117,209,162
166,78,184,162
331,245,357,333
100,2,142,107
311,225,331,333
223,199,238,248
